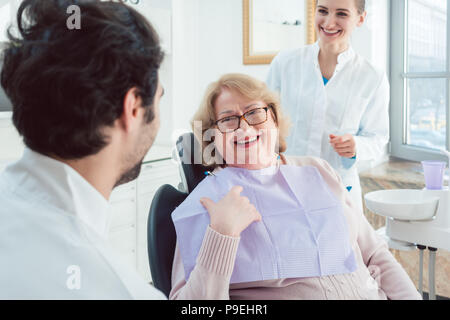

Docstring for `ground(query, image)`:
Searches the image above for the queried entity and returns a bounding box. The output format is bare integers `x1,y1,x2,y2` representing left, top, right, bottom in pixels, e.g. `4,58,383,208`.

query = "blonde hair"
191,73,291,168
316,0,366,14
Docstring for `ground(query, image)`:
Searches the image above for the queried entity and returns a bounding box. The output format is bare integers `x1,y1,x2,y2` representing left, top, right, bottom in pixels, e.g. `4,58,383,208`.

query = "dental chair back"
148,184,187,298
175,132,211,193
147,132,209,297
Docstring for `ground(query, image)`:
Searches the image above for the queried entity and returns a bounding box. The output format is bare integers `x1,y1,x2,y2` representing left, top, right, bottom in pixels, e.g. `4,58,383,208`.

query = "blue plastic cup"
421,161,446,190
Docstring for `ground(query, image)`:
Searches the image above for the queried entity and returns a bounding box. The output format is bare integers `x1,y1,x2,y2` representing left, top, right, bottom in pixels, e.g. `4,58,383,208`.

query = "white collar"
312,41,356,70
3,148,110,238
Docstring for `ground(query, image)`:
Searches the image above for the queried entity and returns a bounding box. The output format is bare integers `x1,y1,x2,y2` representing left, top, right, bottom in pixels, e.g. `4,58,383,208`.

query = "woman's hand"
200,186,262,237
329,134,356,158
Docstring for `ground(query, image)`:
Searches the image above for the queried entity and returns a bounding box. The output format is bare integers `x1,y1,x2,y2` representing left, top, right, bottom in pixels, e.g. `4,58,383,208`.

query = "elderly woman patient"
169,74,421,300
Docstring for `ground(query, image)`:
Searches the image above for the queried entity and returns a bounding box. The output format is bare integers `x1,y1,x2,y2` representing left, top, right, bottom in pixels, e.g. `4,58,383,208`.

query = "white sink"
364,189,440,221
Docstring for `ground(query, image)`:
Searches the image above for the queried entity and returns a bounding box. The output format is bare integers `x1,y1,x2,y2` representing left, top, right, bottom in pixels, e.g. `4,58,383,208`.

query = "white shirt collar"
4,148,110,238
312,41,356,70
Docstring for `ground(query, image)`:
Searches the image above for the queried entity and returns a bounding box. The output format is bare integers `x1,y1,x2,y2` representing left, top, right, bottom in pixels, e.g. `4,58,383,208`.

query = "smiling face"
213,87,279,170
315,0,366,47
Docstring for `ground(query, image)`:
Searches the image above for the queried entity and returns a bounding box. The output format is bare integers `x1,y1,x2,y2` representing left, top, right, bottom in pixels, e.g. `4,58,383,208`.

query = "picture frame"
243,0,317,65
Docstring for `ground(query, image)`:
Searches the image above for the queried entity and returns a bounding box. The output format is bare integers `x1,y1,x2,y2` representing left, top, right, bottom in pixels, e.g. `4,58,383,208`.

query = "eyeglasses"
215,105,274,133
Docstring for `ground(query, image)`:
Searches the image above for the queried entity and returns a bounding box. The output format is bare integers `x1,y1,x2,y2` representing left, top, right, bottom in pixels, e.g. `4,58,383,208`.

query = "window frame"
390,0,449,162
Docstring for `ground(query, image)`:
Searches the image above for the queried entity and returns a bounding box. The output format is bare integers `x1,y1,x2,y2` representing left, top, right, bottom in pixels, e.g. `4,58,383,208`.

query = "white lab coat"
0,149,166,300
266,42,390,210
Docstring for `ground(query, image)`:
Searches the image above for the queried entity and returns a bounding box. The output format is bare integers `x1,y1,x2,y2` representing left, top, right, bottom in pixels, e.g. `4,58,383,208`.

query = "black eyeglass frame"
214,104,275,133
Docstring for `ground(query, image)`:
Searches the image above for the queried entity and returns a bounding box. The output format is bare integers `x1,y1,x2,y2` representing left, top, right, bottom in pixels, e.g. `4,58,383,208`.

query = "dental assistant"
266,0,390,209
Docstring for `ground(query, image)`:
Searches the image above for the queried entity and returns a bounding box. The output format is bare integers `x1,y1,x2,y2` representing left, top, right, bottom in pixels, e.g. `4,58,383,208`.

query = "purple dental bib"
171,165,357,284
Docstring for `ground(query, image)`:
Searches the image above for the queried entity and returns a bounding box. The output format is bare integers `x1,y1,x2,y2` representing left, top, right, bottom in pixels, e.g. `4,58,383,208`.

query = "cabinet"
0,116,24,169
109,182,138,269
108,156,181,283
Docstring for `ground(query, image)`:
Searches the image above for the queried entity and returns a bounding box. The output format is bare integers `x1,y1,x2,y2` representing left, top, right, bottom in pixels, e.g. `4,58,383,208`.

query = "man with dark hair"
0,0,166,299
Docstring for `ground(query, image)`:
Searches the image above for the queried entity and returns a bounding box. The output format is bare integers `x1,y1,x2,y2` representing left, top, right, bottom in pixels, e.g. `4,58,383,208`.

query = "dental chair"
147,132,209,297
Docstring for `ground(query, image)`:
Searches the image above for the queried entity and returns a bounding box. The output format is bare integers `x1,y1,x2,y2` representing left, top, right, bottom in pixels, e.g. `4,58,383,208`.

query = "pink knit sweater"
169,156,422,300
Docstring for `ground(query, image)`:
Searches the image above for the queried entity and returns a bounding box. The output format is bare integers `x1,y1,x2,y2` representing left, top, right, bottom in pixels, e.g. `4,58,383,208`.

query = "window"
390,0,449,161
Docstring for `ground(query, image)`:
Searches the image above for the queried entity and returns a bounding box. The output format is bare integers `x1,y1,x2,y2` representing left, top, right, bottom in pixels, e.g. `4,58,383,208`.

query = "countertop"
143,144,173,163
0,112,12,120
360,156,426,186
360,156,448,189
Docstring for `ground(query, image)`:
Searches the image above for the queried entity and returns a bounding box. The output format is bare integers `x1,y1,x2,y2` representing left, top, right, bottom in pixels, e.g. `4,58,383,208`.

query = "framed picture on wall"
243,0,317,65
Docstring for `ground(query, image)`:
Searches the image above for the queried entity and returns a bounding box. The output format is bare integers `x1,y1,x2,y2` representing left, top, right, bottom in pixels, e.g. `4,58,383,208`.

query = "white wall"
196,0,269,88
121,1,174,146
169,0,200,143
169,0,271,140
351,0,391,74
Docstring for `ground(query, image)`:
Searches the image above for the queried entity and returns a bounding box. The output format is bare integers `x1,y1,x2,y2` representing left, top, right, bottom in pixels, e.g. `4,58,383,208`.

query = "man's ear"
120,87,141,132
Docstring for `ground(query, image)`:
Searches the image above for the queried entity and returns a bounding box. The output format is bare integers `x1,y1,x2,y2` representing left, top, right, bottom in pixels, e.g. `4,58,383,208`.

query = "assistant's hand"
200,186,262,237
329,134,356,158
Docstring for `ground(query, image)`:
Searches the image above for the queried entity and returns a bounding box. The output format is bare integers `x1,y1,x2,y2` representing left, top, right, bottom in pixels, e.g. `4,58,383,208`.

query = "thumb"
230,185,243,195
200,197,215,211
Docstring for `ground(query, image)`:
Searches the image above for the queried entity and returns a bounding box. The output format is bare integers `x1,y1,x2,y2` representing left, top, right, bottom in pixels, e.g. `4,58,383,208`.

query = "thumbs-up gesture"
200,186,262,237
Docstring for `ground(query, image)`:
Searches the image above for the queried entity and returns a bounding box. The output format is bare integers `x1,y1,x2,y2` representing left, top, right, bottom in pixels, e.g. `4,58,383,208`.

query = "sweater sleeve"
169,226,240,300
